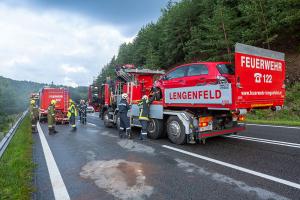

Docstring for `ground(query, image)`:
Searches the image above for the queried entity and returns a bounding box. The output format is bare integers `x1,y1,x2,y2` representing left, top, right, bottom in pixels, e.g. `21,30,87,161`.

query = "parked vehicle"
100,43,285,144
88,84,101,112
87,106,95,113
39,87,70,124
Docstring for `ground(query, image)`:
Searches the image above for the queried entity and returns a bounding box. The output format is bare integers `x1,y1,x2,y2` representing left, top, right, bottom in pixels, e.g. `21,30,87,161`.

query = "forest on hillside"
96,0,300,84
0,76,44,115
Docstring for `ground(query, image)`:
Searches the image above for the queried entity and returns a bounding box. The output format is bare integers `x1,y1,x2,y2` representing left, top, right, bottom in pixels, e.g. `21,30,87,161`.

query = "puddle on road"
80,159,153,200
175,159,289,200
117,140,155,155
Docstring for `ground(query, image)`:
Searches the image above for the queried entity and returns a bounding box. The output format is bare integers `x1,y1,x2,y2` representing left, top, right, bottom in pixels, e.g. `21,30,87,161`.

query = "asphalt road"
33,113,300,200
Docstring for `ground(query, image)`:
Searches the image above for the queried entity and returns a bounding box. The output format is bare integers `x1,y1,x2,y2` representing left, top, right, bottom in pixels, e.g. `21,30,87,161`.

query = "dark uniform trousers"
118,99,131,138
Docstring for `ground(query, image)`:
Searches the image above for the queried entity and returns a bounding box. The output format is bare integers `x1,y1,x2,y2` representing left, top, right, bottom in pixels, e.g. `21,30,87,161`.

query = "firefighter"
68,99,78,131
78,100,83,121
47,100,58,135
29,99,38,133
118,93,131,139
138,95,153,140
80,100,87,125
150,86,161,101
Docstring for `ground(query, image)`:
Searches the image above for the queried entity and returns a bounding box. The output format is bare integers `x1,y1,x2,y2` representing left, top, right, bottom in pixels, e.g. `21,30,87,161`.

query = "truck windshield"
216,64,235,75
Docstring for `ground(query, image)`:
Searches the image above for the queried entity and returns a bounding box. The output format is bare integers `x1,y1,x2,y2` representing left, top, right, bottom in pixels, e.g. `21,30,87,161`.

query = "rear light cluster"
238,115,246,121
199,116,213,127
232,111,246,122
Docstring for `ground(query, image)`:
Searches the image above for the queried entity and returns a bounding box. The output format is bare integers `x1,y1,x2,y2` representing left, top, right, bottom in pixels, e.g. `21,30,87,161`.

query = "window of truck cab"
187,64,208,76
165,66,188,80
216,64,234,75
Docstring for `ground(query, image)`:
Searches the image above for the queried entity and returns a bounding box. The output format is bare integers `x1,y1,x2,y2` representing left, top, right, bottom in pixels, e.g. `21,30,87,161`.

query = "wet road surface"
33,113,300,200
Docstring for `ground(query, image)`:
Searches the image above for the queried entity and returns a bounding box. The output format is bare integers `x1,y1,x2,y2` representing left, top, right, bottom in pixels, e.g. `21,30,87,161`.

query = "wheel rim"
104,114,109,120
168,121,181,138
104,113,109,125
148,119,156,133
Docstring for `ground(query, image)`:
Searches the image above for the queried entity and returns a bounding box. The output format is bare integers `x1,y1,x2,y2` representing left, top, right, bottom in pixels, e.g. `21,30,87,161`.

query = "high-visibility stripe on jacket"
138,99,150,121
68,104,78,118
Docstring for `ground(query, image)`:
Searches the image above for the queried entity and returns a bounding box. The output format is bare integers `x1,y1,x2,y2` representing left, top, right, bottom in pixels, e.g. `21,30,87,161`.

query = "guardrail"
0,110,28,159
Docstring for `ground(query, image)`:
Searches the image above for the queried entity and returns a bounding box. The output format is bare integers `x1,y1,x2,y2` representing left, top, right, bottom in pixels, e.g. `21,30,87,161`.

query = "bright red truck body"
39,87,70,123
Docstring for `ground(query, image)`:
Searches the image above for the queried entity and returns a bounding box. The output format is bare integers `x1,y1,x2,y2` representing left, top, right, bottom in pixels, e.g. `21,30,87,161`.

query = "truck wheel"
147,119,163,139
103,111,113,128
167,116,186,145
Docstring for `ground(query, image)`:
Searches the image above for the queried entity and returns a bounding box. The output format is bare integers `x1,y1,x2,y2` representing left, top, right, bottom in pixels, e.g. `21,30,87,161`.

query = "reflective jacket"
47,104,55,126
30,104,39,120
138,99,151,121
67,104,78,118
118,98,130,114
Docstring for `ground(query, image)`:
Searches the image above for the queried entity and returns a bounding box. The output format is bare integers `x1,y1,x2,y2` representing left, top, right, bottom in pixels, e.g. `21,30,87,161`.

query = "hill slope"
0,76,88,115
0,76,44,114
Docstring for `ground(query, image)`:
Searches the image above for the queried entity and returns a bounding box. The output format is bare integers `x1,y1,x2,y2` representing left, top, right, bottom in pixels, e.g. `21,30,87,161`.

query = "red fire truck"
102,43,285,144
88,84,102,112
39,87,70,123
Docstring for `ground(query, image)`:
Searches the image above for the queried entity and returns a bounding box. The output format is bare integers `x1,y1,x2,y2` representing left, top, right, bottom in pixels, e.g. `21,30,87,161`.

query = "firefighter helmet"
51,100,56,105
121,93,128,99
142,95,148,100
30,99,35,105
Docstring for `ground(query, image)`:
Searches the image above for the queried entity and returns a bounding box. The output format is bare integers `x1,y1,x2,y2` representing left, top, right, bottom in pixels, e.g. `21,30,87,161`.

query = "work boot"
119,130,123,138
53,128,58,134
139,133,144,140
126,129,132,139
48,128,53,135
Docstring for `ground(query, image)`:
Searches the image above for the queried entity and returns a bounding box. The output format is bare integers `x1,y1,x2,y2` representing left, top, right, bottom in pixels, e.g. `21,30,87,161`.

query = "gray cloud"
0,3,134,86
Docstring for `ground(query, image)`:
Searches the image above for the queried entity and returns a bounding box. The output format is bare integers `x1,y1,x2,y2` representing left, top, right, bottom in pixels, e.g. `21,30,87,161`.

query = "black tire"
147,118,164,139
103,111,113,128
166,116,186,145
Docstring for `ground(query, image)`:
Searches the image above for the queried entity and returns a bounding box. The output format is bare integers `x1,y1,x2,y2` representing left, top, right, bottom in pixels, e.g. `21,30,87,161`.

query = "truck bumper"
197,125,246,139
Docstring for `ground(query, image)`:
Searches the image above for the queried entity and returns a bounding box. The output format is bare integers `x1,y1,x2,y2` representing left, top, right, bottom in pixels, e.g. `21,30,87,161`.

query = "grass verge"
246,83,300,127
0,116,34,200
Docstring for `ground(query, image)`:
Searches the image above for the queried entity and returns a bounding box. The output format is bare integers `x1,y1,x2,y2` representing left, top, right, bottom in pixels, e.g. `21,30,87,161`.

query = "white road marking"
37,122,70,200
87,122,97,127
224,135,300,149
162,145,300,190
244,123,300,130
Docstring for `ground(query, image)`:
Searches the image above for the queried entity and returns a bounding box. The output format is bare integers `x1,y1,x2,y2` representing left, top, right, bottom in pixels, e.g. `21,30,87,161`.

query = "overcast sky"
0,0,168,87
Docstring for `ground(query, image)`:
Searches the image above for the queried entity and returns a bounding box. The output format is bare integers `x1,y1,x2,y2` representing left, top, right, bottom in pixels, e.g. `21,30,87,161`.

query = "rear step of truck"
198,125,246,139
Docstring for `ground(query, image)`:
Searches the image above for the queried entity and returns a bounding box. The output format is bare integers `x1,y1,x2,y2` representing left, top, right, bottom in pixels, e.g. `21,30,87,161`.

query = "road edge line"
245,123,300,129
37,122,70,200
162,145,300,190
224,135,300,148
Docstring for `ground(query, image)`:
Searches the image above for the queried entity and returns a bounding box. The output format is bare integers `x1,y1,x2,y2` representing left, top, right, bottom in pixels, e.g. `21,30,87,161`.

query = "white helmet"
121,93,128,99
142,95,148,100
